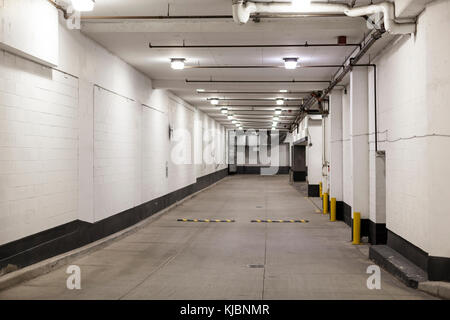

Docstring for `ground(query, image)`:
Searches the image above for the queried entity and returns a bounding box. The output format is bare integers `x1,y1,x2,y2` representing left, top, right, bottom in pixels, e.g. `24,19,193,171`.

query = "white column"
306,117,323,186
350,67,370,219
321,114,330,193
329,89,343,201
368,66,386,225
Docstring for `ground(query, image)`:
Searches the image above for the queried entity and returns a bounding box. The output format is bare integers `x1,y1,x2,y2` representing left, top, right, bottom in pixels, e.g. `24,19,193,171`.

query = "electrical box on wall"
0,0,59,67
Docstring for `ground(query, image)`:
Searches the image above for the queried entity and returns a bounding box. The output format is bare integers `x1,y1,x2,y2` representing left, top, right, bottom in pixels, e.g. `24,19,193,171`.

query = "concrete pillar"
321,114,330,194
350,67,370,226
368,67,387,244
329,90,343,203
306,117,323,197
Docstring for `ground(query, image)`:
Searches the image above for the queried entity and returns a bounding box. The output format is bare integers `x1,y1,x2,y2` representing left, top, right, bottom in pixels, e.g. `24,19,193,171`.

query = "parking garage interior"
0,0,449,304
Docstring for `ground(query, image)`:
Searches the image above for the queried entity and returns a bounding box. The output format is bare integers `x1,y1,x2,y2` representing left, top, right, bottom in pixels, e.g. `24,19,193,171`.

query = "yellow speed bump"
177,219,235,223
251,219,309,223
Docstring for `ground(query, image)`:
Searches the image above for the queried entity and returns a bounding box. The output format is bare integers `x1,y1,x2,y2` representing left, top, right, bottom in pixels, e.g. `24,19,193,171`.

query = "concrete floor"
0,175,435,300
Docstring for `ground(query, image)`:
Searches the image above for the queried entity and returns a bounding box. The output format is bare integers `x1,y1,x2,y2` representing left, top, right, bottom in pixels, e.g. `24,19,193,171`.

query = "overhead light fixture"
210,98,219,105
227,115,233,120
272,121,278,126
238,126,243,130
235,123,240,127
170,58,186,70
196,89,205,92
276,98,285,105
283,57,299,70
232,120,237,124
71,0,95,11
275,108,282,115
221,108,228,114
279,89,288,93
273,116,280,121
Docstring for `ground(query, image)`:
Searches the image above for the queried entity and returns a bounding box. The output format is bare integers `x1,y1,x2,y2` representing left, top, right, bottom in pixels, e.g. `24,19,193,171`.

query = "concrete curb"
0,176,228,292
418,281,450,300
369,245,427,288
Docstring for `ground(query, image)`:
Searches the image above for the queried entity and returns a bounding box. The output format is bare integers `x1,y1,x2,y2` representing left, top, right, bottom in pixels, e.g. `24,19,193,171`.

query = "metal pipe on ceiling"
149,43,360,49
232,1,415,34
80,13,347,20
184,64,343,69
196,91,311,94
212,105,300,107
229,115,297,118
207,98,304,101
211,104,300,107
292,28,385,130
186,79,331,84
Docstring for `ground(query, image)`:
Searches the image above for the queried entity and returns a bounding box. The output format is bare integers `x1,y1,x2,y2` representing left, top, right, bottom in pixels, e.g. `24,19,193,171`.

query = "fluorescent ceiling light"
275,108,282,115
283,57,299,70
273,116,280,121
210,98,219,105
232,120,237,124
276,98,285,105
71,0,95,11
227,115,233,120
221,108,228,114
272,121,278,126
279,89,288,93
196,89,205,92
170,58,186,70
238,126,243,130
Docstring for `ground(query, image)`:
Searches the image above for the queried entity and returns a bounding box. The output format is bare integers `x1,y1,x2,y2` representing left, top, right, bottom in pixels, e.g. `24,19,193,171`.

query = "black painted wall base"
335,201,344,221
307,184,320,197
0,168,228,274
342,202,352,227
428,256,450,281
368,221,387,245
292,171,306,181
387,230,428,272
236,166,290,175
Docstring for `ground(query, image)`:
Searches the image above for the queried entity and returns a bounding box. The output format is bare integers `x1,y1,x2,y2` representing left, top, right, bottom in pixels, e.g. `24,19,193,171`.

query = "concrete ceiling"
78,0,391,130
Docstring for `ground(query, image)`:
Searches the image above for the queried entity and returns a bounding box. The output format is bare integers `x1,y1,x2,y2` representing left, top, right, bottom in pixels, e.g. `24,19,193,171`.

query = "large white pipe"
232,0,416,35
344,2,415,34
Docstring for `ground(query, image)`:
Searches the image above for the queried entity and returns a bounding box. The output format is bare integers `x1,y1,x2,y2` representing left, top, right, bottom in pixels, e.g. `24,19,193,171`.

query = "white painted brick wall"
167,95,196,192
0,51,78,244
93,87,142,222
142,104,169,201
370,1,450,256
0,16,233,246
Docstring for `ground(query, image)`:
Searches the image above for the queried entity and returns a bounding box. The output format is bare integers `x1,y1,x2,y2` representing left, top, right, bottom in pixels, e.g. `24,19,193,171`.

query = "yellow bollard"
352,212,361,245
323,193,328,214
319,182,323,198
330,198,336,222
